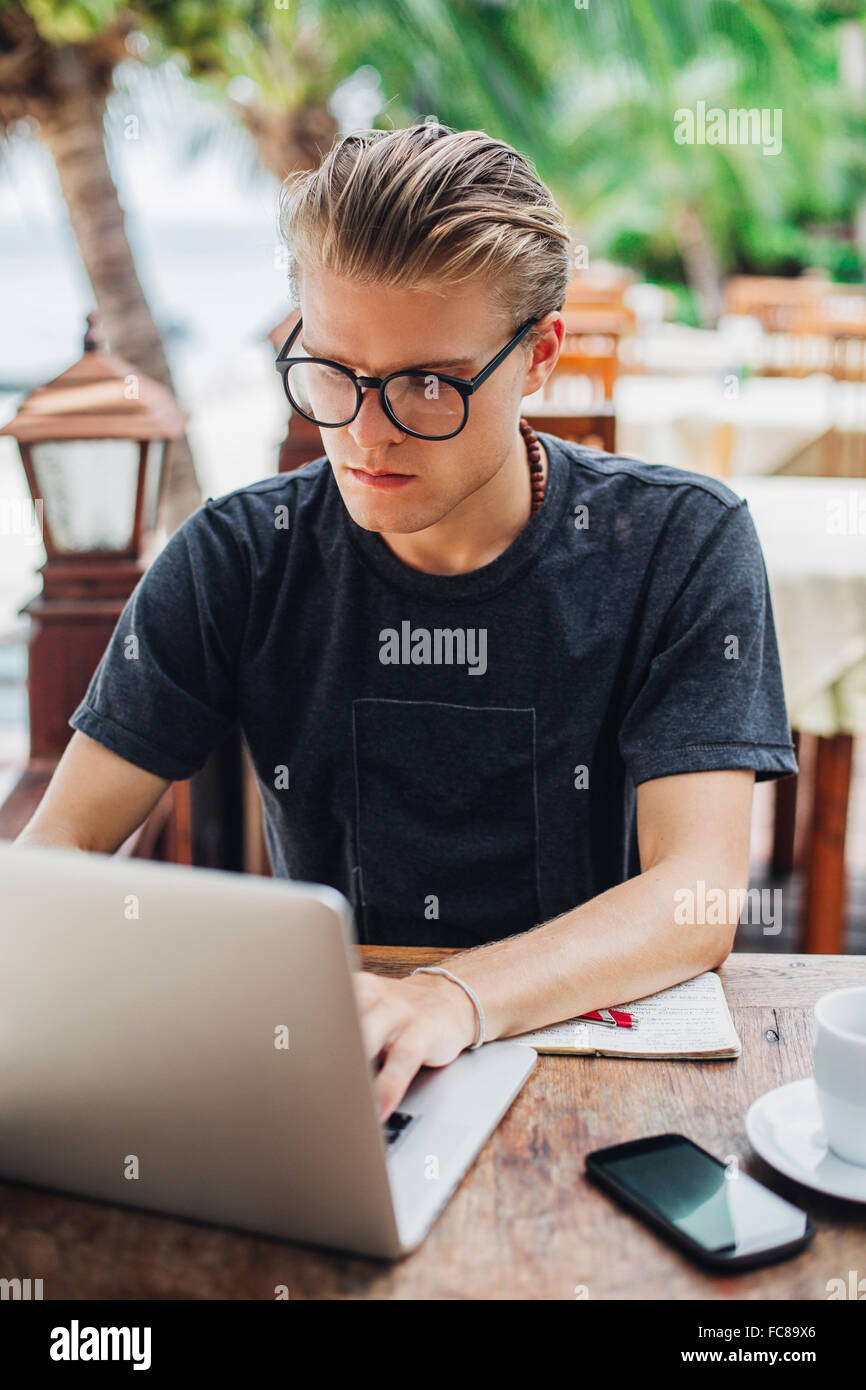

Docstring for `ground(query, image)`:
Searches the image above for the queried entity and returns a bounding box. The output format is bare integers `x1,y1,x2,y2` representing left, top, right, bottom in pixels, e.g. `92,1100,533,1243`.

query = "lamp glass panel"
141,440,164,535
29,438,141,552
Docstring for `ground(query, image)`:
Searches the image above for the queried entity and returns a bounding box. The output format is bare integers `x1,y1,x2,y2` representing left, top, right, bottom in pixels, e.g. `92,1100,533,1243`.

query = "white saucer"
745,1077,866,1202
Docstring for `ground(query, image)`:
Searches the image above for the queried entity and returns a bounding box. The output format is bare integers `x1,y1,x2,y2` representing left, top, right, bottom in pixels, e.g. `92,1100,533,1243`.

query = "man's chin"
335,478,447,535
343,503,436,536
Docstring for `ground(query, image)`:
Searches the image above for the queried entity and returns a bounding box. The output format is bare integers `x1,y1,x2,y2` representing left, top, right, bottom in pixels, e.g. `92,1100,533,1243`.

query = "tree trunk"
230,97,338,182
839,21,866,259
38,46,202,534
672,202,724,327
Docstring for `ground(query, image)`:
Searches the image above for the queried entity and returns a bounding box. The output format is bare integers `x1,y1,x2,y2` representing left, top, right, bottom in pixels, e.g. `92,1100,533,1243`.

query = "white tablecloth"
615,374,866,477
727,476,866,736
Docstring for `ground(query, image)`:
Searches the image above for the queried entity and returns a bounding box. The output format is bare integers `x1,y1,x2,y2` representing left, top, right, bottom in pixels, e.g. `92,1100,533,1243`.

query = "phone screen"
594,1136,809,1257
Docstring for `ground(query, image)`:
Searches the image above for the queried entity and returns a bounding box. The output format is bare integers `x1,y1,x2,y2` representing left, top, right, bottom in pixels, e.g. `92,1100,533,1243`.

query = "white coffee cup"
813,986,866,1166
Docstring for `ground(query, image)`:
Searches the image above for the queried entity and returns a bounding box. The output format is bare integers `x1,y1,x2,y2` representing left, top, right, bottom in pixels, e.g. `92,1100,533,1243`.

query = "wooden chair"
723,275,834,377
722,274,828,324
553,342,618,404
522,289,630,452
564,265,636,313
537,306,634,409
798,295,866,476
522,403,616,454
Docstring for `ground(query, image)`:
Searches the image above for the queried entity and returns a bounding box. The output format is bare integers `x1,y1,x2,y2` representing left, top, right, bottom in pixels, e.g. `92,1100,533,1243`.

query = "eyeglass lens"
285,361,465,437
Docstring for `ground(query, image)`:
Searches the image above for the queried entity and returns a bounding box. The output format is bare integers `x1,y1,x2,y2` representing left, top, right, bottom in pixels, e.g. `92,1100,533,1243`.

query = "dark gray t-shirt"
69,433,797,947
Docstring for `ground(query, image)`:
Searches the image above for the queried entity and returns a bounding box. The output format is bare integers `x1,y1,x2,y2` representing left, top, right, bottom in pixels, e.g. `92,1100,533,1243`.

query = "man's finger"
356,989,412,1064
373,1029,426,1122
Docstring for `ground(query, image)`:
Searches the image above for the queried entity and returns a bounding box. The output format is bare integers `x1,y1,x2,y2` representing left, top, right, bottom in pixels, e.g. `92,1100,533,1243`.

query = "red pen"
578,1007,638,1029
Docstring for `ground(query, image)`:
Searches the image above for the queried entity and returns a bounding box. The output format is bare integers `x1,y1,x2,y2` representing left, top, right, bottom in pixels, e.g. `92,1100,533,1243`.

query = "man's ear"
521,312,564,397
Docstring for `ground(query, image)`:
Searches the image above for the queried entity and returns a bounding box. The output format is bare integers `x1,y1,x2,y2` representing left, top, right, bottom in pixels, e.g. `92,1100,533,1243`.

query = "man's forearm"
445,854,743,1041
13,826,88,851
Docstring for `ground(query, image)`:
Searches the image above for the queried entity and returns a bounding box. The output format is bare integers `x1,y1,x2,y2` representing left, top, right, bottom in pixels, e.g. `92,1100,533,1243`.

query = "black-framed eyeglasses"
275,314,542,441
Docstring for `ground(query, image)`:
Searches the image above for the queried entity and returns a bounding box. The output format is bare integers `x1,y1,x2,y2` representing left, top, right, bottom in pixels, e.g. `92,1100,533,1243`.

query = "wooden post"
802,733,854,953
771,728,801,877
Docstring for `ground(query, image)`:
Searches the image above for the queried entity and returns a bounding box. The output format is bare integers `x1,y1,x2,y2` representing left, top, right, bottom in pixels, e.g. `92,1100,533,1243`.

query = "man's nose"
347,386,405,449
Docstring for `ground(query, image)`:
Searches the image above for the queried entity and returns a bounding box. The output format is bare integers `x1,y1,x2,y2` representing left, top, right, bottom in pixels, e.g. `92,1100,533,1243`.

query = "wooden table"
1,948,864,1300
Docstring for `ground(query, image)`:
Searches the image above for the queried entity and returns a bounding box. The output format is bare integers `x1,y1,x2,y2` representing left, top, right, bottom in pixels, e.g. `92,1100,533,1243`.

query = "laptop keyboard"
382,1110,415,1148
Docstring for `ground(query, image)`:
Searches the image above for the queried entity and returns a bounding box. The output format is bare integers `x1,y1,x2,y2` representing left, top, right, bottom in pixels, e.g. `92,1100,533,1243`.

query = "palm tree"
538,0,862,320
2,0,862,506
243,0,863,322
0,3,205,529
0,0,351,529
0,0,569,526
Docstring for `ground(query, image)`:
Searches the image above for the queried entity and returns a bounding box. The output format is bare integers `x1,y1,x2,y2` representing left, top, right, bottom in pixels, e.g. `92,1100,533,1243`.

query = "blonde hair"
278,122,573,352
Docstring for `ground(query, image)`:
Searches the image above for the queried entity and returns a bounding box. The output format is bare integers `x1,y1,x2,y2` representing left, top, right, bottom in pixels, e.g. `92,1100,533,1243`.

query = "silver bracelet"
410,966,486,1050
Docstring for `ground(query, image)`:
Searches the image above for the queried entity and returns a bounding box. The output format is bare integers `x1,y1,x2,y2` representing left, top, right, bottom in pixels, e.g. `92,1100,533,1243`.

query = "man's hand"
352,970,479,1122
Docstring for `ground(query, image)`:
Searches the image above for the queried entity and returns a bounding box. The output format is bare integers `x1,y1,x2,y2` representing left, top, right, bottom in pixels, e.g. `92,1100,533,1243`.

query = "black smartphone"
585,1133,814,1271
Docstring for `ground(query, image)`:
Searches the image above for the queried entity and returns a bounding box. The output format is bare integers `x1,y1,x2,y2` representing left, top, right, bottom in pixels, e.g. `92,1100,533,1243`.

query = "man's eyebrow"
300,338,476,373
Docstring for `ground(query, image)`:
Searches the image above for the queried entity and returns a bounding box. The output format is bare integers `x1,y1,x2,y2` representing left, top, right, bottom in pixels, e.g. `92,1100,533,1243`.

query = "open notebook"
511,971,741,1059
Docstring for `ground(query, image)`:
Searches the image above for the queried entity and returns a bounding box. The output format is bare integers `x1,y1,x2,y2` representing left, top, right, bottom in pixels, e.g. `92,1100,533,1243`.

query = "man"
16,123,797,1122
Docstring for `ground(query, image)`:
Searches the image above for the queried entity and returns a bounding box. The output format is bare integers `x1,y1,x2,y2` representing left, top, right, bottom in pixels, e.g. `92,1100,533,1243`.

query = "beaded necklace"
519,416,545,514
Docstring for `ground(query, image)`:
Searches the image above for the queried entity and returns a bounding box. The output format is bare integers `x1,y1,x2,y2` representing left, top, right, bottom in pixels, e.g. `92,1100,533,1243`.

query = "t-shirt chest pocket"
351,698,541,947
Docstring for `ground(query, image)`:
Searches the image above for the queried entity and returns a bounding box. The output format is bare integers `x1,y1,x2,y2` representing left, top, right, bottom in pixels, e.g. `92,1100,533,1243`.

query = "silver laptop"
0,843,536,1258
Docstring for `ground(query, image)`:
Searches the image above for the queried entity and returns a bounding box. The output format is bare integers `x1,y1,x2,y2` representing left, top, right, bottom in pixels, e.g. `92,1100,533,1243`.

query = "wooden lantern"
0,311,188,849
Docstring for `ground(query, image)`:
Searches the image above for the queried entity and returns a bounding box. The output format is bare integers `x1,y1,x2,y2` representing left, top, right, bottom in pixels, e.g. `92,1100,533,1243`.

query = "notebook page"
511,971,740,1055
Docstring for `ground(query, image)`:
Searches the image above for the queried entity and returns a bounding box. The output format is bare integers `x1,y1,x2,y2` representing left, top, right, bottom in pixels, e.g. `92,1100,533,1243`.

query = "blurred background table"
616,374,866,479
